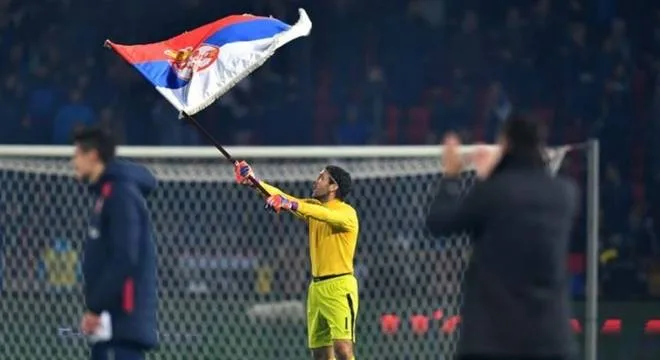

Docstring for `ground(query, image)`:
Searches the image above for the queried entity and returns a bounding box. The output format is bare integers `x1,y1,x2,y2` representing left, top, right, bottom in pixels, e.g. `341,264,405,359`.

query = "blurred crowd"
1,0,660,300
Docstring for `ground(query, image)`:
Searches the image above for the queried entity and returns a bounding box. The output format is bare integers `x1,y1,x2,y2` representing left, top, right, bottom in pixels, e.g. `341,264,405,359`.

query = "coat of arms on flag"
163,46,221,81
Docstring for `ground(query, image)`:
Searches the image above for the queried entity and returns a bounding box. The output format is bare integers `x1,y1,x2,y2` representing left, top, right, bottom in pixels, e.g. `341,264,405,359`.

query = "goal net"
0,145,570,360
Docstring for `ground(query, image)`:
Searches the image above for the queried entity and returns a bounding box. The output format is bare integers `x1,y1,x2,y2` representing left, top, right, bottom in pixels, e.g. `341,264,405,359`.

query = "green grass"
2,295,659,360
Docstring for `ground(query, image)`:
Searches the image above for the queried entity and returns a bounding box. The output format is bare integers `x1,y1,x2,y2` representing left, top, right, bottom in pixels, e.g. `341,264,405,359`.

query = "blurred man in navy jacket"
72,125,158,360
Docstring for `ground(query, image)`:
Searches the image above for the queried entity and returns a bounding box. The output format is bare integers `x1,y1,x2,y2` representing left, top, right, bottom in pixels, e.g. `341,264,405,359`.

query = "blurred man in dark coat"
426,115,578,360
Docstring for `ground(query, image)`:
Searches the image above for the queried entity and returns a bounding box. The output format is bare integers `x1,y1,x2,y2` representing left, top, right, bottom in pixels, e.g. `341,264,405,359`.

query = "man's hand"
442,134,501,179
441,133,464,177
471,145,501,179
80,312,101,335
266,194,298,213
234,160,257,186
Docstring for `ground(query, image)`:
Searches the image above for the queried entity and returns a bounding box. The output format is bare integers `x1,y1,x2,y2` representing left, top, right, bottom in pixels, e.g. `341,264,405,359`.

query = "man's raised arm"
293,201,357,231
234,161,309,221
257,176,357,230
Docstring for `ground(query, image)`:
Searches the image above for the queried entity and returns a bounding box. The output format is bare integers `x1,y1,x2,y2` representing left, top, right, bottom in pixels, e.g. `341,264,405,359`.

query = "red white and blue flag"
105,9,312,115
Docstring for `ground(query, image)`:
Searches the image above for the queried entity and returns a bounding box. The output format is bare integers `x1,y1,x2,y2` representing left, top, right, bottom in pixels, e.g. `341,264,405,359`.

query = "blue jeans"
90,343,145,360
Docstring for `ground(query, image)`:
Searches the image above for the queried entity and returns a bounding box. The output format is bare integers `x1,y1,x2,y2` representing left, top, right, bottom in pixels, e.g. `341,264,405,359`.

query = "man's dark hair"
325,165,352,200
500,112,546,165
72,125,117,164
501,112,542,150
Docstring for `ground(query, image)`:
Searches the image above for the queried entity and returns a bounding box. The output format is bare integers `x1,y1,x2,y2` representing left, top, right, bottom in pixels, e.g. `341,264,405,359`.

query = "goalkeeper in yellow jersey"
235,161,359,360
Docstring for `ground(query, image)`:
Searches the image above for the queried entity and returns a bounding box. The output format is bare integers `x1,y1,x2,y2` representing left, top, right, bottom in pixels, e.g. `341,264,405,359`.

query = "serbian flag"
105,9,312,115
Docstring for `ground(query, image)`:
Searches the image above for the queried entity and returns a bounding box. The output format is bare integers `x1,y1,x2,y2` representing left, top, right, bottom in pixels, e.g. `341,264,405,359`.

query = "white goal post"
0,143,599,360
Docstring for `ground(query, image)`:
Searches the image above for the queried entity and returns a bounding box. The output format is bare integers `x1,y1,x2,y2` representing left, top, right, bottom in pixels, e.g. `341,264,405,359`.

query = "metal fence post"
585,139,600,360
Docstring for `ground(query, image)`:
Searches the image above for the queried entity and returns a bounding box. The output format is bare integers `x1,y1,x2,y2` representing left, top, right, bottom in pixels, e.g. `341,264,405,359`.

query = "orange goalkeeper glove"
234,160,257,186
265,194,299,213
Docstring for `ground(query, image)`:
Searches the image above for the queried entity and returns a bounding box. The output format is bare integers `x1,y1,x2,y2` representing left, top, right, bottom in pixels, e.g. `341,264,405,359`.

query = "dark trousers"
90,343,145,360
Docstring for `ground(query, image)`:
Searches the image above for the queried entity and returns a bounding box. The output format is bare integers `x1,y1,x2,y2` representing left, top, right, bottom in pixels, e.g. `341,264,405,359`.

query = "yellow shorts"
306,274,359,349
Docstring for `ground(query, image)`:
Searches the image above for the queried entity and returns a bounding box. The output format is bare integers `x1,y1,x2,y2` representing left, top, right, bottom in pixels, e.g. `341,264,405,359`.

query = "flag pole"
179,113,270,196
180,112,235,163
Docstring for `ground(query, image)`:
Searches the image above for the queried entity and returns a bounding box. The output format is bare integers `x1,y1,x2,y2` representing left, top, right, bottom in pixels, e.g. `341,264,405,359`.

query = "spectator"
563,22,598,132
600,63,633,164
497,7,527,69
600,233,645,299
598,37,620,84
7,44,25,75
98,107,126,145
336,105,370,145
482,82,513,142
52,89,95,144
601,163,632,237
0,74,24,144
445,68,475,136
610,18,632,62
26,66,59,144
628,205,658,257
449,10,484,82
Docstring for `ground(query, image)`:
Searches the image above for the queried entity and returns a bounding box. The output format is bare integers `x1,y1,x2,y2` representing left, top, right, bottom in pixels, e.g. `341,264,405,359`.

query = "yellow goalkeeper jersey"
260,182,359,277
